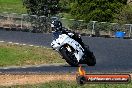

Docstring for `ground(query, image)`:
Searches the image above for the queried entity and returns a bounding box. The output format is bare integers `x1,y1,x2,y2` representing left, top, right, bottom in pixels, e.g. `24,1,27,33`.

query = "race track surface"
0,30,132,73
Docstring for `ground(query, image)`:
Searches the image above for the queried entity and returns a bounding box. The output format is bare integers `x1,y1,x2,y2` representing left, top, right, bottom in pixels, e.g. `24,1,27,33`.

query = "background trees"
22,0,129,22
23,0,60,16
114,4,132,24
69,0,127,22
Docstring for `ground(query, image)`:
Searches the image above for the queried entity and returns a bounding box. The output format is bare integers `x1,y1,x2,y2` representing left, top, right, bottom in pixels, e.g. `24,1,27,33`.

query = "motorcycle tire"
83,45,96,66
60,46,79,67
86,51,96,66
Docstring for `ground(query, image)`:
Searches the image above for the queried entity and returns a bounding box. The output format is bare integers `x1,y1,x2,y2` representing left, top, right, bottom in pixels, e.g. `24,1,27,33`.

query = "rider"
51,17,85,49
51,17,63,40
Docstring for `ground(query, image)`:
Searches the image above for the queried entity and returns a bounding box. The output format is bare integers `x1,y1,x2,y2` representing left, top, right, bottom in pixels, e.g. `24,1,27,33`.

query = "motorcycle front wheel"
60,46,79,67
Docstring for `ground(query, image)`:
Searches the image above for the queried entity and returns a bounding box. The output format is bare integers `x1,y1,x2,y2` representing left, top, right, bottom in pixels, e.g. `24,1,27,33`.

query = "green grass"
0,43,65,67
5,81,132,88
0,0,26,14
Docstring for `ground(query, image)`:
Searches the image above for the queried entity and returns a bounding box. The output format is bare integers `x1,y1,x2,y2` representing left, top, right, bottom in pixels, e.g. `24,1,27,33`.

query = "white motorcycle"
51,29,96,67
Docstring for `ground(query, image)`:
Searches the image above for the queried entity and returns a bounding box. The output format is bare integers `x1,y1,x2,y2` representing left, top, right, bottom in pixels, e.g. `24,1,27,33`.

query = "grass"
0,43,65,67
5,81,132,88
0,0,26,14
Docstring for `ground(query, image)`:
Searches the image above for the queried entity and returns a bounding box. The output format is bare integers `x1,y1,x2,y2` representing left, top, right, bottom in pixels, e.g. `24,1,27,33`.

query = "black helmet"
51,16,59,22
51,17,62,31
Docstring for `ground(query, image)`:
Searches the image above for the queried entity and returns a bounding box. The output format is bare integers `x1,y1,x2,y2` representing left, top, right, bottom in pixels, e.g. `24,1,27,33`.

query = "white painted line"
35,46,40,48
0,63,65,69
21,67,27,68
8,42,13,44
3,67,9,69
36,65,42,67
29,45,34,47
0,41,5,43
19,44,23,45
22,44,26,46
14,43,19,45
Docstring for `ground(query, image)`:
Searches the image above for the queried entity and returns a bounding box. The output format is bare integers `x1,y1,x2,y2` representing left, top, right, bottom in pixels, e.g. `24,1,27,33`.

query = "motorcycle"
51,28,96,67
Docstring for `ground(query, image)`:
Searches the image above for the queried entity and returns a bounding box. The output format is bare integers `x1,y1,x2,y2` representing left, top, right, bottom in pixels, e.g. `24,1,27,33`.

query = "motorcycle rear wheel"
82,45,96,66
60,46,79,67
86,51,96,66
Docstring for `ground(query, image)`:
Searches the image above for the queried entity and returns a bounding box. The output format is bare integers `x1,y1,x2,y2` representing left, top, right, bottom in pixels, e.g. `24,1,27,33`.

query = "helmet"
51,17,62,31
51,16,59,22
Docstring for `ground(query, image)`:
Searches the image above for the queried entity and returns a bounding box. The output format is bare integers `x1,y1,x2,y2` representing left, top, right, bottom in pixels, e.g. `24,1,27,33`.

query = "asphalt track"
0,30,132,74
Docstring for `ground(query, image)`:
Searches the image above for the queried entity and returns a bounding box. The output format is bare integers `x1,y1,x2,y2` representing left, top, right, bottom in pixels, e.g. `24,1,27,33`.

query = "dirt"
0,74,76,86
0,74,131,87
